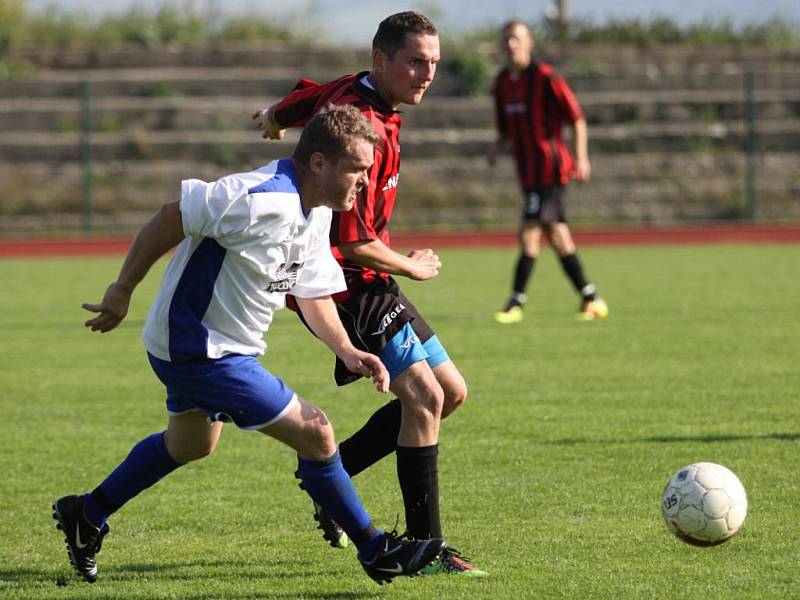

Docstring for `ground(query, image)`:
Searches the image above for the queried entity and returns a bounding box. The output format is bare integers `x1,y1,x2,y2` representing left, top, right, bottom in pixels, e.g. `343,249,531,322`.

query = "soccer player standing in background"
52,106,445,586
487,20,608,324
253,12,486,576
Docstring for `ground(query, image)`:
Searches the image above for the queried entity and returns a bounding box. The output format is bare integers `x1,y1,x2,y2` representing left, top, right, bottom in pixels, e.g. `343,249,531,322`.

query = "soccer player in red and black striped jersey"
487,20,608,324
253,12,485,576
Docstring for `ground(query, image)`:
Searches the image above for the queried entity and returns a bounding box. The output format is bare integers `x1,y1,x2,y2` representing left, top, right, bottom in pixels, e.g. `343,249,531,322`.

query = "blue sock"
86,432,182,527
295,451,384,557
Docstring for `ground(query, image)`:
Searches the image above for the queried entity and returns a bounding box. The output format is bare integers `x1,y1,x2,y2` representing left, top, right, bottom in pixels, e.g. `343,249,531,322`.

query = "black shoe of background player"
359,531,445,585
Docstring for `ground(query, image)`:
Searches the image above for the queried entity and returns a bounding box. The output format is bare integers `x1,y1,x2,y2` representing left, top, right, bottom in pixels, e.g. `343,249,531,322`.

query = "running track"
1,225,799,258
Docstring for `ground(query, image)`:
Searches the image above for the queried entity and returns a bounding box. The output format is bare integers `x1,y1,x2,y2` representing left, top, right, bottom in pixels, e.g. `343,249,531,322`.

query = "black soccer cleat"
52,495,109,583
359,532,446,585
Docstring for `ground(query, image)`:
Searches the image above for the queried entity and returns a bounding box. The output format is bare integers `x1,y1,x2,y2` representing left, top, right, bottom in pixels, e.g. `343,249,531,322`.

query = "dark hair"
293,105,379,165
501,20,532,36
373,11,438,59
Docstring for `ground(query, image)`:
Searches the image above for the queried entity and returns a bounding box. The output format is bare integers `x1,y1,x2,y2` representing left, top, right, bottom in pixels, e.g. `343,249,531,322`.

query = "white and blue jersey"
143,159,346,364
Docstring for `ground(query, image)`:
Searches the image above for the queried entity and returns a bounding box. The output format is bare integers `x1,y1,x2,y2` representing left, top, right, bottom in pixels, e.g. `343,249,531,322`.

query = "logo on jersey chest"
265,262,303,293
505,102,526,115
382,173,400,192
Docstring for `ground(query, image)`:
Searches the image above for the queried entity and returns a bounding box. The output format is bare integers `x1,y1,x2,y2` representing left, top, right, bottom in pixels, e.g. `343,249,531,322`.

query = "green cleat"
577,297,609,321
313,502,349,549
419,546,488,577
494,305,524,324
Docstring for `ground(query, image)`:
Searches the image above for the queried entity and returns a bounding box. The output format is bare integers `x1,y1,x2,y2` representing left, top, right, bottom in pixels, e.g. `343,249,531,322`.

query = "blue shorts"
378,322,450,380
148,353,296,430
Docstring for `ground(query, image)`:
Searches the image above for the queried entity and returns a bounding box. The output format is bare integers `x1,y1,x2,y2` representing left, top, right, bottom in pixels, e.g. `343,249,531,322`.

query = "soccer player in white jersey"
52,105,444,586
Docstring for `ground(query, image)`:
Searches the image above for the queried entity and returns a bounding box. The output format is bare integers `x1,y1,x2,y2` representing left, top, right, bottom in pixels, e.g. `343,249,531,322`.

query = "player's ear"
372,48,386,74
309,151,327,175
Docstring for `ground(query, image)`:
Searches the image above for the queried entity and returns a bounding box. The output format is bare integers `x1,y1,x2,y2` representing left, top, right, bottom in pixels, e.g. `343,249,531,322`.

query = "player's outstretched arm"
339,239,441,281
294,295,389,393
83,202,184,333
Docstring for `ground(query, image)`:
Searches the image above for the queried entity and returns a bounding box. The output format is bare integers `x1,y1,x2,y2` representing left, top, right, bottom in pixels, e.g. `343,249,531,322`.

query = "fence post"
744,71,757,222
80,77,93,233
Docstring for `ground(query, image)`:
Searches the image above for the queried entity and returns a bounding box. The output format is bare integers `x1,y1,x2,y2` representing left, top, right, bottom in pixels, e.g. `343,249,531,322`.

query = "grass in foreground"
0,244,798,599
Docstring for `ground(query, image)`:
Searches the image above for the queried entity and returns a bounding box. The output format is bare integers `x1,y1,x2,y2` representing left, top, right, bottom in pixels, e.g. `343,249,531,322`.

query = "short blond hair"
293,105,380,165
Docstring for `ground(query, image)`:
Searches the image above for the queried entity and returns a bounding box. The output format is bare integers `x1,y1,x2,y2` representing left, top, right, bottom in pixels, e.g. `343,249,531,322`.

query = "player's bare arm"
251,104,286,140
486,136,508,167
572,118,591,182
339,239,441,281
294,295,390,393
83,202,184,333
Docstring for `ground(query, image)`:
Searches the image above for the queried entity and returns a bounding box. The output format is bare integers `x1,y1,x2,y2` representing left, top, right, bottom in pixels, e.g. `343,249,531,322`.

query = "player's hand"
406,248,441,281
573,156,591,182
486,141,499,167
251,106,286,140
82,282,132,333
342,350,390,393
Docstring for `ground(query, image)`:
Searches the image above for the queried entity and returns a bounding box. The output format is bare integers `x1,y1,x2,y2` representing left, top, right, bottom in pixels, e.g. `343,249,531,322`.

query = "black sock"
339,398,401,477
512,254,536,301
396,444,441,539
559,253,595,299
350,523,380,547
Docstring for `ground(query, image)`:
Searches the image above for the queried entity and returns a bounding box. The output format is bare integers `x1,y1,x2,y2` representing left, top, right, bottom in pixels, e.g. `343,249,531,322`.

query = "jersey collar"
352,71,399,114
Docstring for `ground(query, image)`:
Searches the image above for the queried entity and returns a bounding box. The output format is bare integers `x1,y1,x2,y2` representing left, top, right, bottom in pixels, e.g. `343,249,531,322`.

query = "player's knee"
167,437,217,464
304,418,337,460
442,381,468,419
403,384,444,424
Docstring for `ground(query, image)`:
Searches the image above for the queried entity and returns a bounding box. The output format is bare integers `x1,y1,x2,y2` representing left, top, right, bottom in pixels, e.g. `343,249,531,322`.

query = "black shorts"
291,277,436,386
522,185,567,224
334,277,436,385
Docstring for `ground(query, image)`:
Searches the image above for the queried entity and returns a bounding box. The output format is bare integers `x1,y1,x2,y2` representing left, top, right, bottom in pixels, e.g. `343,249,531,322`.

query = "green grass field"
1,244,798,599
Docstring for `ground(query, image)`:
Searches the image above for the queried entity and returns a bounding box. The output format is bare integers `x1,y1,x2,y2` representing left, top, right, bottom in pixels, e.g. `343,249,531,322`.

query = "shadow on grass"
1,561,376,599
548,432,800,445
2,318,146,331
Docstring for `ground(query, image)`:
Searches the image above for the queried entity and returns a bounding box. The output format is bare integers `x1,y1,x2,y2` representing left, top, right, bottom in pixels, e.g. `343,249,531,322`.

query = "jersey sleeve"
272,80,324,128
180,176,253,242
272,74,352,128
549,74,584,123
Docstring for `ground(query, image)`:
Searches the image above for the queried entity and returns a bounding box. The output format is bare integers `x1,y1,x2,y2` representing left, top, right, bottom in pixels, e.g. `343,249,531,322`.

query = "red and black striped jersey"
492,62,584,189
272,72,401,298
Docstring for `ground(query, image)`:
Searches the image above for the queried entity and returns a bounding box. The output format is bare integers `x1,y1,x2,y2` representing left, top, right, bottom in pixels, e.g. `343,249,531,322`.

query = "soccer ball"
661,462,748,546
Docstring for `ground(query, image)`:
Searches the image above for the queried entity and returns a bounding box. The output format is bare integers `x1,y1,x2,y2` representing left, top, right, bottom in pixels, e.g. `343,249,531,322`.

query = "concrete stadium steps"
1,64,798,99
2,153,796,232
1,89,797,132
10,42,799,74
9,42,368,71
564,69,800,93
1,42,798,230
0,67,322,99
406,90,800,127
0,96,271,133
1,120,797,163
